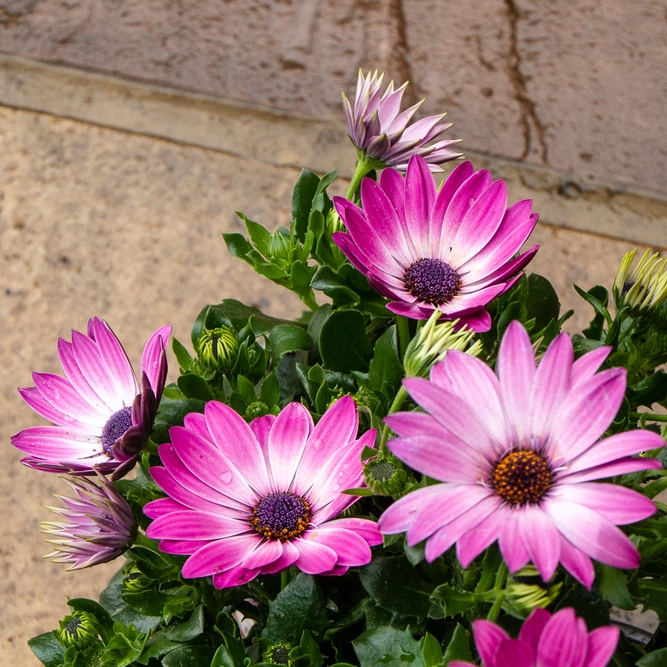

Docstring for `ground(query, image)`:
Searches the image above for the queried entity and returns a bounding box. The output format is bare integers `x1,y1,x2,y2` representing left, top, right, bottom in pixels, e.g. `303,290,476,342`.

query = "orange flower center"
492,450,552,506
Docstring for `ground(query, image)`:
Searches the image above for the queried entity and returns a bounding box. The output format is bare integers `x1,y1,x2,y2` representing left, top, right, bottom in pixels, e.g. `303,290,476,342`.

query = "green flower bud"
263,642,294,666
404,311,482,378
122,562,153,593
364,453,408,496
502,565,563,618
269,228,292,263
614,248,667,311
245,401,270,420
197,326,239,374
55,611,103,649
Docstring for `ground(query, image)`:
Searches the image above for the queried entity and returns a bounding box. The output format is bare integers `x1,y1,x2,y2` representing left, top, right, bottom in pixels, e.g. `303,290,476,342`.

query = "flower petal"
268,402,313,491
182,534,260,578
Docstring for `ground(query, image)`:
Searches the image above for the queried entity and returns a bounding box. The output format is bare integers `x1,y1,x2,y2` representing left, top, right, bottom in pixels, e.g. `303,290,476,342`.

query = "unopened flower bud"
263,642,294,666
503,565,563,618
364,453,408,496
56,611,103,649
122,562,153,593
269,228,292,262
404,311,482,378
614,249,667,311
246,401,270,420
197,326,240,374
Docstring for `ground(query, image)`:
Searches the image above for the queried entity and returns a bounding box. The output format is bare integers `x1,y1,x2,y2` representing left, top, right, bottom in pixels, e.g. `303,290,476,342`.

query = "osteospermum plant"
18,71,667,667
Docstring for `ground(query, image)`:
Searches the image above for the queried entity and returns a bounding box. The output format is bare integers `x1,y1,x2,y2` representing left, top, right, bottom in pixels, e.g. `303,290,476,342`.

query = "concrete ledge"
1,54,666,249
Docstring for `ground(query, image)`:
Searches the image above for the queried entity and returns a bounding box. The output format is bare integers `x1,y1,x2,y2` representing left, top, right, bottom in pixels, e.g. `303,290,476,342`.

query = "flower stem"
379,386,408,453
486,561,508,622
396,316,411,360
630,411,667,422
345,155,375,201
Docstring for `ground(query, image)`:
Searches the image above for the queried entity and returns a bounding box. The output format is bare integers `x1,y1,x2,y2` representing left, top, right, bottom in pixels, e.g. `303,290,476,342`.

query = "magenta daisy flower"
378,321,662,587
343,70,461,171
144,396,382,589
41,471,136,570
333,156,539,332
12,318,171,478
450,607,619,667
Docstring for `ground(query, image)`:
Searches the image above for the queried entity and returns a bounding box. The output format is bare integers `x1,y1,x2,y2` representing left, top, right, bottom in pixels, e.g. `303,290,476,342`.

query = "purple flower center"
404,258,461,305
250,492,311,541
492,450,553,506
101,407,133,456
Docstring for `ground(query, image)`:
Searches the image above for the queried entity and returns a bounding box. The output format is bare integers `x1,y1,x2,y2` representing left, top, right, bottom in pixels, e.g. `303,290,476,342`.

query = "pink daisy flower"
144,396,382,589
343,70,461,171
41,471,136,570
12,318,171,478
378,320,662,588
450,607,619,667
333,156,539,332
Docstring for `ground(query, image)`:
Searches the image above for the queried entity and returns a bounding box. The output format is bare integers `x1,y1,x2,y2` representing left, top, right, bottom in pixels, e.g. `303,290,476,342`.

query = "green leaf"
526,273,561,332
101,621,147,667
177,373,215,401
263,573,330,644
172,338,194,372
353,626,426,667
359,556,435,619
421,633,443,667
575,284,612,328
241,214,272,258
598,565,635,610
292,169,321,241
637,648,667,666
211,631,247,667
161,645,216,666
222,233,254,260
637,578,667,619
430,585,477,617
237,375,257,404
368,326,403,406
99,584,162,634
269,325,313,360
27,633,65,667
315,170,339,196
442,624,472,665
127,545,182,582
151,393,205,447
137,633,181,663
163,605,205,642
215,299,303,336
319,309,373,373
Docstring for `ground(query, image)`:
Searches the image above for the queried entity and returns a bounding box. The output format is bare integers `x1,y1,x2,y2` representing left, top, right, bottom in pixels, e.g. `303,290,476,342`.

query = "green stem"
396,316,411,360
300,289,319,312
380,386,408,453
132,531,157,549
345,156,375,201
630,411,667,422
485,561,508,622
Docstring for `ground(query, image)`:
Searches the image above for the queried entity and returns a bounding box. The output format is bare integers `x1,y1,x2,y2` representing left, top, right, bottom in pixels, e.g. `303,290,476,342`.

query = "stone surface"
0,0,665,192
0,104,659,665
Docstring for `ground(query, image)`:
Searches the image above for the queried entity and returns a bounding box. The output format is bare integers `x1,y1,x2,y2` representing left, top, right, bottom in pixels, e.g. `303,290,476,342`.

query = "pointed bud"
41,471,136,570
404,311,482,378
502,565,563,618
614,248,667,311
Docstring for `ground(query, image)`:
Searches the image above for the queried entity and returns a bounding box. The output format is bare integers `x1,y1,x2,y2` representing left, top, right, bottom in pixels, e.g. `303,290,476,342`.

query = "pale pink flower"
379,321,662,587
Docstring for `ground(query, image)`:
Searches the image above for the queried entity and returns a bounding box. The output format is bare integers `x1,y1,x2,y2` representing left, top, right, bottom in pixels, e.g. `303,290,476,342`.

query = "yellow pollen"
492,450,552,506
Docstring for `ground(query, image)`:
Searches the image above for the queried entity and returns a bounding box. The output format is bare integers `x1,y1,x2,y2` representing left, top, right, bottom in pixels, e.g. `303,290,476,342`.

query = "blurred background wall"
1,1,666,663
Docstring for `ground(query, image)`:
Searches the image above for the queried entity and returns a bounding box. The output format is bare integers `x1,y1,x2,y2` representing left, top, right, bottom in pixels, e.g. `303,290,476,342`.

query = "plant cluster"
16,70,667,667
